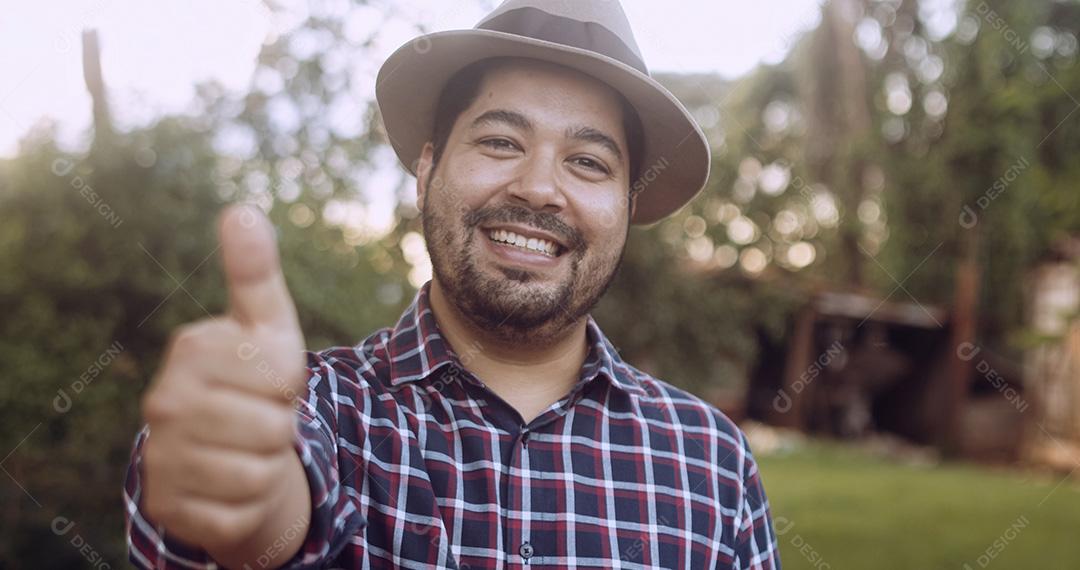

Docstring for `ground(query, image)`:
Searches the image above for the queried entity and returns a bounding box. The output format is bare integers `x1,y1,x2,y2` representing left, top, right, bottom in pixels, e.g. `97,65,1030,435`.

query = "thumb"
218,204,299,330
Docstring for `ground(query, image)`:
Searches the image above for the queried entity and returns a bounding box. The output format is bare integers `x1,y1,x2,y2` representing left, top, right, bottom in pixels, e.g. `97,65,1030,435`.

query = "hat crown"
476,0,648,74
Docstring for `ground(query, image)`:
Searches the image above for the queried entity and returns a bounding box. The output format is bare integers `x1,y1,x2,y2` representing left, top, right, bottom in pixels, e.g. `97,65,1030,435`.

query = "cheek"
573,191,630,241
440,158,511,210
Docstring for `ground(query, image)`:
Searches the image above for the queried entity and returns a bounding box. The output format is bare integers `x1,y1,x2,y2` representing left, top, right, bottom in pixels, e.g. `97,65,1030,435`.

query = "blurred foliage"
610,0,1080,391
1,0,1079,566
0,2,416,565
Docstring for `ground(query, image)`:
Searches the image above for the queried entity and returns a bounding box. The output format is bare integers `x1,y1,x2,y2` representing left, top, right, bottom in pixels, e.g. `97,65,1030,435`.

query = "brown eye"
571,156,609,175
480,138,519,151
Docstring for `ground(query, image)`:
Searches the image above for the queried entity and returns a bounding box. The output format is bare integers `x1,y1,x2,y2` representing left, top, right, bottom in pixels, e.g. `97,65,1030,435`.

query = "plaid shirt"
124,281,781,569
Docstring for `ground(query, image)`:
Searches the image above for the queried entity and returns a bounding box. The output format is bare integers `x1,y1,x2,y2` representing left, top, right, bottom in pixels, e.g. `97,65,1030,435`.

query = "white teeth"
487,229,558,256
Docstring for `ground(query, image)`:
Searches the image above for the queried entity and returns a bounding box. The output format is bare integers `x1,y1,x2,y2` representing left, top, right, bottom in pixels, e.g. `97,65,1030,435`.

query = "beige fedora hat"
376,0,711,226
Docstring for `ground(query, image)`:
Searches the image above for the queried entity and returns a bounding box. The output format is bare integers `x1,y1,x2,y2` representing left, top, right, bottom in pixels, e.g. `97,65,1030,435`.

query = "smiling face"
417,57,638,343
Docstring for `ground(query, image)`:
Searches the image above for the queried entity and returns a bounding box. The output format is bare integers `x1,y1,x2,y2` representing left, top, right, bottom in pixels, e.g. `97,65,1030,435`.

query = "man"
124,1,781,568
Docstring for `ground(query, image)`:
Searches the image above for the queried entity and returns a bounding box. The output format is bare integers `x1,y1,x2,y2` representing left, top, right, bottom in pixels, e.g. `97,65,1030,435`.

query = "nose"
506,152,567,214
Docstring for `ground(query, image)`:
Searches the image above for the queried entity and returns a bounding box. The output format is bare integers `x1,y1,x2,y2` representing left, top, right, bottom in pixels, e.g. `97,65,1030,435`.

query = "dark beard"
422,199,626,344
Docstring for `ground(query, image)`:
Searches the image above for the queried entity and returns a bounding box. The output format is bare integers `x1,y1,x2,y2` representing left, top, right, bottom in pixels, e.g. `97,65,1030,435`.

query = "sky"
0,0,826,157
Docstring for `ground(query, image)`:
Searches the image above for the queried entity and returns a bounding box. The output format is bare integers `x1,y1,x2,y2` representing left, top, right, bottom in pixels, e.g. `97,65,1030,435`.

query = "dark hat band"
477,6,649,75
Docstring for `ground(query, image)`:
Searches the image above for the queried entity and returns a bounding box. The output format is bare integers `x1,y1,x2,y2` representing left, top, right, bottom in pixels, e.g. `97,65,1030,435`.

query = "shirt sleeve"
123,424,217,569
122,351,365,569
731,430,782,570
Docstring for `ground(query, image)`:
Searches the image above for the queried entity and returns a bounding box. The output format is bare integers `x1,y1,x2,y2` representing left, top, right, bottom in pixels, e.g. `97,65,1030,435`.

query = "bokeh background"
1,0,1079,568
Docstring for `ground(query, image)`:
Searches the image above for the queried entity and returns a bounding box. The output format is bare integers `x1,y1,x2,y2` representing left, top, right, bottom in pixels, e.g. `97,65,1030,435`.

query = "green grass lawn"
756,440,1080,570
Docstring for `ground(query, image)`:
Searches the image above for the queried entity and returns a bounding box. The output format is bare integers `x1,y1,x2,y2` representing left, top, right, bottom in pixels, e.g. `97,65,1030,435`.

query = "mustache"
463,205,585,252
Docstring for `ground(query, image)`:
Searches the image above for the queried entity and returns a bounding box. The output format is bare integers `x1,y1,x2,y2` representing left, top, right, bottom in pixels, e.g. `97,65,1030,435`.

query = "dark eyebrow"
565,125,624,165
469,109,534,133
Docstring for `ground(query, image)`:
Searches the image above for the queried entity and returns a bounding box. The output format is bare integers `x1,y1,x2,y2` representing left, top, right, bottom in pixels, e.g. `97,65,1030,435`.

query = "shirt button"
519,541,534,560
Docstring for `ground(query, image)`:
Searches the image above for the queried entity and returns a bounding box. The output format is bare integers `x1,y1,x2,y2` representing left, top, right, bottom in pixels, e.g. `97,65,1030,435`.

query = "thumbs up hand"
141,205,311,567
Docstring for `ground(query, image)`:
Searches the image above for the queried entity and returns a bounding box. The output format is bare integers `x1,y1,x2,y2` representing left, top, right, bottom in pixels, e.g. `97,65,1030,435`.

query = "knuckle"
168,324,202,356
168,320,222,358
205,510,256,547
142,389,180,423
143,439,164,469
143,443,178,488
236,460,274,492
143,485,178,525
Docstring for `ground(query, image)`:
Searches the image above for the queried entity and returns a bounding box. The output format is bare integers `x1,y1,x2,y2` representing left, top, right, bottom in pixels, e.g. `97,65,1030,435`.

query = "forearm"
208,451,312,570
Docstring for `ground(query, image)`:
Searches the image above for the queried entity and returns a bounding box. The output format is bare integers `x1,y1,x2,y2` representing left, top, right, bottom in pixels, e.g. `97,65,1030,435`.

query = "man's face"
417,58,635,343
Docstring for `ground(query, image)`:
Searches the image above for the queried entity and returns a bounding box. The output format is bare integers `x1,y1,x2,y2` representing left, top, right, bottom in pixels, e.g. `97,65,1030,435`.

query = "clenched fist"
140,205,311,568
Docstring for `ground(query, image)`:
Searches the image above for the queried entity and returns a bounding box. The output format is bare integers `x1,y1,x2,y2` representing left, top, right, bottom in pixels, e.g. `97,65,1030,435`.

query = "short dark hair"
429,57,645,193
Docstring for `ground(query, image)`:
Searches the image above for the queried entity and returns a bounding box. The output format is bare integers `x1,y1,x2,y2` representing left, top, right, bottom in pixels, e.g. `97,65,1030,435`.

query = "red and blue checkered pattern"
124,281,781,569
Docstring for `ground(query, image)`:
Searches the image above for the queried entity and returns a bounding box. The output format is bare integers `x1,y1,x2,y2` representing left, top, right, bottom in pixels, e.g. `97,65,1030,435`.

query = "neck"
428,279,589,422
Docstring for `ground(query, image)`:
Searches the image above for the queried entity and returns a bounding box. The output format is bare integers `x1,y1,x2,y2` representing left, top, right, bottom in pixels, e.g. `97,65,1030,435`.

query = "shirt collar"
386,281,648,397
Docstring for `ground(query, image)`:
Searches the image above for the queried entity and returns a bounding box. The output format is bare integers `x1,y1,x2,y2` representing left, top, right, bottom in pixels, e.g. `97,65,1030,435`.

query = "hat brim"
376,29,711,226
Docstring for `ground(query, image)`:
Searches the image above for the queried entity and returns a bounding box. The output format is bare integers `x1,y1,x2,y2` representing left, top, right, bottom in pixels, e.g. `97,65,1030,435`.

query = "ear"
628,191,638,221
415,142,436,211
